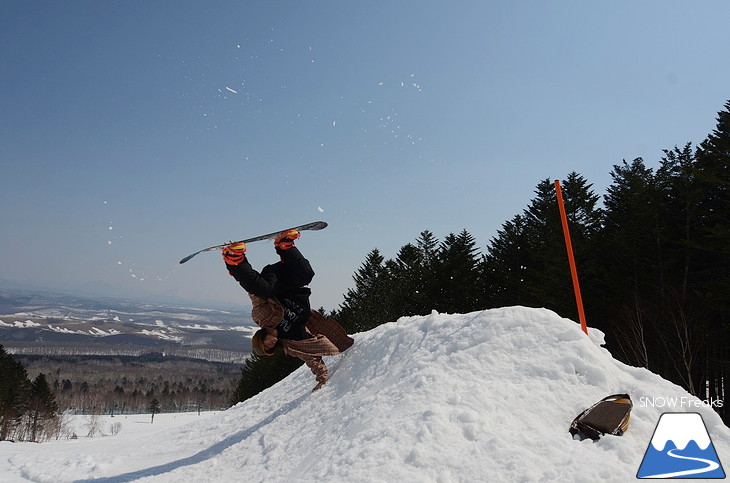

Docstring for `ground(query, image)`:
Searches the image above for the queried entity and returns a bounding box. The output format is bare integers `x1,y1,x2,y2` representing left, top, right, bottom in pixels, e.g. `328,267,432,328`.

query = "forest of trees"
0,349,239,441
234,101,730,424
20,353,238,414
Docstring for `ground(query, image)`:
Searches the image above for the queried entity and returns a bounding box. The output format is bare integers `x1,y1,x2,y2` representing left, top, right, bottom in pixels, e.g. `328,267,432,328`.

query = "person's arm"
226,259,278,298
276,247,315,289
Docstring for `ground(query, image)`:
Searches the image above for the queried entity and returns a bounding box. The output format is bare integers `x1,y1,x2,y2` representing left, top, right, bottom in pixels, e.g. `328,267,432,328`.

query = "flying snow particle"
108,226,113,231
332,121,336,127
318,206,325,213
107,241,113,245
225,87,238,94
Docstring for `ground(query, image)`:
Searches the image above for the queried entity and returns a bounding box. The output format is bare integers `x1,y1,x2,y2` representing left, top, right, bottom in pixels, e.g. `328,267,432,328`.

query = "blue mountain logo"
637,412,725,479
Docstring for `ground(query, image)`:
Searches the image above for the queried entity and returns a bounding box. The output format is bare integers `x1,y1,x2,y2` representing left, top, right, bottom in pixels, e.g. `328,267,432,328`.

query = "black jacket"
227,247,315,339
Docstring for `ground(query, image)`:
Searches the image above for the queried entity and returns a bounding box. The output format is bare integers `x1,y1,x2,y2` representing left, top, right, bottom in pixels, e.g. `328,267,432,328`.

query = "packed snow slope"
3,306,728,482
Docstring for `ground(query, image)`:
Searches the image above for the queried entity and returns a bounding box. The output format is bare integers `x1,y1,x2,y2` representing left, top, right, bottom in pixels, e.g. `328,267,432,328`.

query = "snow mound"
3,306,729,482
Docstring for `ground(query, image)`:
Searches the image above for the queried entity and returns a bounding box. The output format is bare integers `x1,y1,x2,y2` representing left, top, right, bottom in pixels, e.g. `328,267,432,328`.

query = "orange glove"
222,242,246,265
274,229,300,250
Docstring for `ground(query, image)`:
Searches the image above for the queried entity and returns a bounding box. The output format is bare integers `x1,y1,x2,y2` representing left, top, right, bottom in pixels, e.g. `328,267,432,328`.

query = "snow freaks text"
639,396,724,409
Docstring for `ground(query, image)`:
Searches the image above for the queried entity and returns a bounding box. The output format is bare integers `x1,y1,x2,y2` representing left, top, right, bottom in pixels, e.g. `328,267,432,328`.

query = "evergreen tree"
433,230,481,313
657,144,703,296
598,157,661,367
654,144,709,394
0,345,30,441
517,175,602,318
415,230,439,265
338,249,392,332
520,178,565,310
695,100,730,308
230,352,303,404
414,230,441,309
483,174,602,320
692,100,730,405
27,373,58,442
557,173,604,316
481,215,530,308
386,243,428,317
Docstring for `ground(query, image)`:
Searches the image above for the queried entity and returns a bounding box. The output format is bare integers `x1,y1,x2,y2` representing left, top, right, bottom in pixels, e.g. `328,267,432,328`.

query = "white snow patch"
179,324,222,331
1,307,728,482
137,329,183,342
46,325,85,335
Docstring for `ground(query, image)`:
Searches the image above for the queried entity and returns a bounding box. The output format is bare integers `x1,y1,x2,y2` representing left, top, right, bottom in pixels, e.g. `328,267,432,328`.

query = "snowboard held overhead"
178,221,328,264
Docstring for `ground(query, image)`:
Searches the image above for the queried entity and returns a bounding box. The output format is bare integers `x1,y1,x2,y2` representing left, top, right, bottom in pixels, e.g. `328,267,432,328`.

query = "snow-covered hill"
1,306,728,482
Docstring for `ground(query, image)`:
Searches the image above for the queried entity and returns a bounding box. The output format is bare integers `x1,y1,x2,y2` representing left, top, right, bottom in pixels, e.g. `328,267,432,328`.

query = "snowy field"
0,412,220,482
1,306,728,482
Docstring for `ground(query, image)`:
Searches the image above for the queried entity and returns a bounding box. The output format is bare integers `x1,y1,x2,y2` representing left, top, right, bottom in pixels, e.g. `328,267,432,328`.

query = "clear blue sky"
2,1,729,311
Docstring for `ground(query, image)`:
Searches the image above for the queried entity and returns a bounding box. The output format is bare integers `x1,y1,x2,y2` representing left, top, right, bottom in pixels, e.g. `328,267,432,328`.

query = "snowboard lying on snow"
569,393,633,441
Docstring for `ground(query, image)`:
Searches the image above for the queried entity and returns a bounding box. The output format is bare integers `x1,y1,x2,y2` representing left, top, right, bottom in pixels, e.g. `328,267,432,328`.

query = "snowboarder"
223,229,353,391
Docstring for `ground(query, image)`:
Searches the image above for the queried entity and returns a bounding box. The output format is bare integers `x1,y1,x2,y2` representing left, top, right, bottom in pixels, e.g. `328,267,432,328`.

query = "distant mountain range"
0,288,256,363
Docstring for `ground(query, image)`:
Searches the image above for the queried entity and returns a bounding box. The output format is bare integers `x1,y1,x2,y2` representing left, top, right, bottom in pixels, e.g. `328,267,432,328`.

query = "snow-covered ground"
1,306,728,482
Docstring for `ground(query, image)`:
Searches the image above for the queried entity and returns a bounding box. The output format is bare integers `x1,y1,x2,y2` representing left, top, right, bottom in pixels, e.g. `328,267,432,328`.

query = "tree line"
19,354,238,415
0,349,240,441
332,100,730,422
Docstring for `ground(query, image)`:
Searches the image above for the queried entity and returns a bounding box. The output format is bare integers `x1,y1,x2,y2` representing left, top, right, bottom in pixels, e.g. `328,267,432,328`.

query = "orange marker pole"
554,180,588,335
